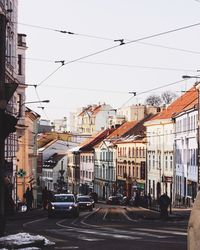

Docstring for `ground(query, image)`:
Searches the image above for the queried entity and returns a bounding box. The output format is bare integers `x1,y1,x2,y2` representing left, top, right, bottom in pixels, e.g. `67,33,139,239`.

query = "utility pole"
0,13,7,236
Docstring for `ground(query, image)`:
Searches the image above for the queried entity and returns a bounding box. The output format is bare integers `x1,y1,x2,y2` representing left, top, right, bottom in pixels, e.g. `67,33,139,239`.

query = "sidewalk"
125,205,191,220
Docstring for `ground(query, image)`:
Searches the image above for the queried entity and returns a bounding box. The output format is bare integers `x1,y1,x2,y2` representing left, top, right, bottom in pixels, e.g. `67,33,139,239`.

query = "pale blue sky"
18,0,200,120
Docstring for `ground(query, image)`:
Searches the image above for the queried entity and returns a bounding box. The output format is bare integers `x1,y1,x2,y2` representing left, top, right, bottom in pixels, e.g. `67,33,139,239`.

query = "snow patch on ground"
0,232,55,249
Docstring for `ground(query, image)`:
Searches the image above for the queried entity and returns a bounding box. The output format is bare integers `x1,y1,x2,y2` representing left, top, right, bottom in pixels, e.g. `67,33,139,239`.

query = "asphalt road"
6,204,190,250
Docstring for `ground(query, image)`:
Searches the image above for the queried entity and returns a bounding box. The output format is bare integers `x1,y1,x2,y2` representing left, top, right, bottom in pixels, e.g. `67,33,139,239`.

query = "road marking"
54,247,79,249
23,217,47,228
103,208,108,221
49,225,142,240
122,208,137,222
77,236,104,241
45,236,67,242
134,228,187,236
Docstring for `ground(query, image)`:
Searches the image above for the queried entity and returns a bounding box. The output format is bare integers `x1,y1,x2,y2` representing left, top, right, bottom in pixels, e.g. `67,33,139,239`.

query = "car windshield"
77,197,91,202
53,195,74,203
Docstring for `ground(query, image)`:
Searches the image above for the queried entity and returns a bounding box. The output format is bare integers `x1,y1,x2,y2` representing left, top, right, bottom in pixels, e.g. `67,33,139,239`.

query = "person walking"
42,187,48,210
159,193,171,219
25,187,33,210
147,193,152,209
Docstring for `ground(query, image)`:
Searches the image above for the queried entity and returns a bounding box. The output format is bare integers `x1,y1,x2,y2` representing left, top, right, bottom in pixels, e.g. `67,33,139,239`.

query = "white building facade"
94,140,116,200
79,151,94,194
145,119,174,201
174,107,198,205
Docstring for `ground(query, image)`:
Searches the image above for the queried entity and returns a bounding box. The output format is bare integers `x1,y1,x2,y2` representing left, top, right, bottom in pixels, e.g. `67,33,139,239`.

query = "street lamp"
18,100,50,117
182,75,200,80
21,100,50,106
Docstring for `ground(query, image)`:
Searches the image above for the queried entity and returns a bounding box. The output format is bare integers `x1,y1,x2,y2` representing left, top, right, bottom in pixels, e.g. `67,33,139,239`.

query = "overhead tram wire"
32,86,50,120
35,21,200,88
119,79,186,108
37,64,64,87
17,22,114,41
5,55,197,73
136,41,200,55
77,61,196,73
36,44,121,87
17,21,200,55
23,84,50,119
30,77,193,96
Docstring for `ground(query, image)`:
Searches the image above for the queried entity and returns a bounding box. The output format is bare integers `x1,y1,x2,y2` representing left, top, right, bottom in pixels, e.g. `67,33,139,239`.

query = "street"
5,204,190,250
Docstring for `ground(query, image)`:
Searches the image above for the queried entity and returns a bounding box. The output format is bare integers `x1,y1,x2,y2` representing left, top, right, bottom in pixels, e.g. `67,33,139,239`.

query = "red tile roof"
79,128,115,150
78,105,102,117
108,121,138,139
150,86,198,120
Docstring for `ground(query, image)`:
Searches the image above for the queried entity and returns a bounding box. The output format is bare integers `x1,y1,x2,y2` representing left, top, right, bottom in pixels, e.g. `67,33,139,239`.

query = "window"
148,154,151,171
17,94,22,117
132,147,134,157
170,156,173,171
157,154,160,169
18,54,22,75
165,155,168,171
136,167,139,178
152,155,155,169
128,147,131,157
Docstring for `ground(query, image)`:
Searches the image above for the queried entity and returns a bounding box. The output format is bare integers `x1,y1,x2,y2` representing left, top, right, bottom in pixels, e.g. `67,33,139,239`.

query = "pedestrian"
143,194,148,208
147,193,152,209
42,187,48,210
134,191,140,207
47,189,53,202
159,193,171,219
25,187,33,210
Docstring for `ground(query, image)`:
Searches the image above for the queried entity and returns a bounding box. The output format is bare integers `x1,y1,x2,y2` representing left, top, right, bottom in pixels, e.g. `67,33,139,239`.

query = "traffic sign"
17,169,26,177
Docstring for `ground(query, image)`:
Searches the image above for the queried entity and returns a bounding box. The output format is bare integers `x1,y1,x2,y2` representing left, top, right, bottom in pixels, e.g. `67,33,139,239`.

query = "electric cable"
33,87,50,120
35,21,200,87
6,55,197,73
119,79,186,108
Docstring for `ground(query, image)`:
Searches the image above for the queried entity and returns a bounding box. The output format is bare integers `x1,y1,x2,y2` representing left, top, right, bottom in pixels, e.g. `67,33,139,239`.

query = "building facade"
145,119,174,201
174,100,198,205
116,139,146,198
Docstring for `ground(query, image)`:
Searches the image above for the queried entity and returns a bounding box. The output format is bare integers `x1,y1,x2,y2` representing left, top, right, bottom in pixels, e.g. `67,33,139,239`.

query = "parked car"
77,195,93,211
48,193,79,218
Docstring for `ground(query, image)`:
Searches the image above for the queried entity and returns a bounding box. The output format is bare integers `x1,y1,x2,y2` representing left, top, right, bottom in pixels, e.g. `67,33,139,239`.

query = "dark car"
48,193,79,218
77,195,93,211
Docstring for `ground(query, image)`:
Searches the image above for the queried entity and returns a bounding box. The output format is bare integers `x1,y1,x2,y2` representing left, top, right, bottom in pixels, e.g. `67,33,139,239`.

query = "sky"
18,0,200,121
